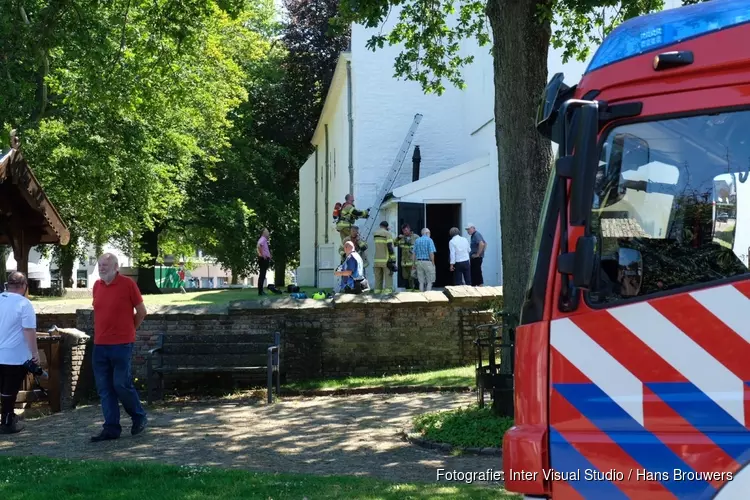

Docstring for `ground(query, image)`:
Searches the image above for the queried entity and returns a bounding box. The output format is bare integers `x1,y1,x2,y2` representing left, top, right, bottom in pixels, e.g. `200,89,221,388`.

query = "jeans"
454,260,472,285
93,344,147,436
258,257,270,293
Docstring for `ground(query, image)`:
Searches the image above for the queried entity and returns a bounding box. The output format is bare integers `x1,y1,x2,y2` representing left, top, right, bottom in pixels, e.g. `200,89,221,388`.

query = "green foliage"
191,0,350,281
0,1,272,285
413,404,514,449
335,0,706,95
337,0,488,95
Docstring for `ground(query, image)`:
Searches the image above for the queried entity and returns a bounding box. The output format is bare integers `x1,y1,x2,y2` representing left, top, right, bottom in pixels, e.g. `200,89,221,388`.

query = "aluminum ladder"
359,113,423,241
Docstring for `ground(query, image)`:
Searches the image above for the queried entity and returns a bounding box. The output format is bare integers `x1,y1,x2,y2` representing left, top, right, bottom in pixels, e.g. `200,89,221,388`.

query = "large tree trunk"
137,227,162,294
487,0,553,375
274,256,287,288
0,245,8,281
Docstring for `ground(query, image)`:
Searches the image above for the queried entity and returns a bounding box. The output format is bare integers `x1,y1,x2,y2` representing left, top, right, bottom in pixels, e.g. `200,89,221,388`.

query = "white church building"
297,11,594,290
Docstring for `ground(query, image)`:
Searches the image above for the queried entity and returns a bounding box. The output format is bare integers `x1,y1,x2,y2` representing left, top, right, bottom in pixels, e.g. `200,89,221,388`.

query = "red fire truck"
503,0,750,498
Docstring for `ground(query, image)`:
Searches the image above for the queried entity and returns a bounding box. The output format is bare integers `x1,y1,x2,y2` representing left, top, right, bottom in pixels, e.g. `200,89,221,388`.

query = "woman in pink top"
257,228,272,295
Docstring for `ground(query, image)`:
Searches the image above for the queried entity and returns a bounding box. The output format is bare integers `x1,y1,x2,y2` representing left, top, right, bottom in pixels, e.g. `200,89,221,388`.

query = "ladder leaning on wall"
359,113,423,242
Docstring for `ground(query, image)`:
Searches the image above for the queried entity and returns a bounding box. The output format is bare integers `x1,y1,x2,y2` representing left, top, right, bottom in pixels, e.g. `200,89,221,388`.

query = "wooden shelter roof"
0,146,70,246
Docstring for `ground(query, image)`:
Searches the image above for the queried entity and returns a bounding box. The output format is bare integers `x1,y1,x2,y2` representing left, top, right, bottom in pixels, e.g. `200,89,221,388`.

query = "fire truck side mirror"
569,103,600,226
557,235,597,289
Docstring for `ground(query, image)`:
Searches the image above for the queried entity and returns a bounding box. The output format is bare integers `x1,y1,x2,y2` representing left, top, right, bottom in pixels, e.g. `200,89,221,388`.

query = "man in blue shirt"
336,241,369,294
413,228,437,291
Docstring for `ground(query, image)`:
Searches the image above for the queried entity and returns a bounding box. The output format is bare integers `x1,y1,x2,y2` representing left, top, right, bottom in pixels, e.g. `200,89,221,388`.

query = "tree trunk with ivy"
56,238,78,288
487,0,553,376
137,227,162,294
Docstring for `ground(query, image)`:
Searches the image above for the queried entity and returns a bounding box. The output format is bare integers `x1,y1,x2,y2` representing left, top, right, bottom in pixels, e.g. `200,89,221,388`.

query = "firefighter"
373,221,396,293
335,194,369,244
339,225,369,268
396,224,419,291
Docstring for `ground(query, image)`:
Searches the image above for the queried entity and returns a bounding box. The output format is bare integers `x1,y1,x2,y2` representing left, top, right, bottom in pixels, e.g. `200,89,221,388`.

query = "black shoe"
0,416,24,434
131,417,148,436
90,432,119,443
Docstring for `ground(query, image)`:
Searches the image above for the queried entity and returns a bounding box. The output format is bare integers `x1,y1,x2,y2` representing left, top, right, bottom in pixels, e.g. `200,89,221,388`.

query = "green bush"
412,405,514,449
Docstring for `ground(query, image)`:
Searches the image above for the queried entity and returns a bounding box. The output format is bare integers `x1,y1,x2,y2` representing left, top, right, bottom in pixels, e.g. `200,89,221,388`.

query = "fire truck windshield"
588,109,750,305
587,0,750,73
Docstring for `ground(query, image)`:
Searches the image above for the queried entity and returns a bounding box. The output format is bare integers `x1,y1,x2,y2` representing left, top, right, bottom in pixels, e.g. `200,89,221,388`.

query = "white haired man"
413,228,437,291
90,253,148,442
335,241,369,294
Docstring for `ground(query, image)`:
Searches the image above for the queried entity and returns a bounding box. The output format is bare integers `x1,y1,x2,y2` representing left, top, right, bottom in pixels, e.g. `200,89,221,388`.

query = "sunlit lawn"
0,456,519,499
30,287,331,307
285,365,475,391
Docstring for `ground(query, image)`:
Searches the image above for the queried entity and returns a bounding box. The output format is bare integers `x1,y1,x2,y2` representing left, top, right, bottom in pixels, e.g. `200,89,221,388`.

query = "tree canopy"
0,0,328,291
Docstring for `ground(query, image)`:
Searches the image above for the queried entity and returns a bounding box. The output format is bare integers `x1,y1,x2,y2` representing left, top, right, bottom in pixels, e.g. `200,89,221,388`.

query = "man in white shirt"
448,227,472,285
0,272,39,434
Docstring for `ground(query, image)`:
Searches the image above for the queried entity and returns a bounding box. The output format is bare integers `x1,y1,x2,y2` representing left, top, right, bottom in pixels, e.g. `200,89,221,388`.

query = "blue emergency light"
586,0,750,74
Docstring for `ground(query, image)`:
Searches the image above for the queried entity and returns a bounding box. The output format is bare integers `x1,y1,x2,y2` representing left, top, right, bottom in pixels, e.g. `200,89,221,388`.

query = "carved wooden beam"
6,150,70,246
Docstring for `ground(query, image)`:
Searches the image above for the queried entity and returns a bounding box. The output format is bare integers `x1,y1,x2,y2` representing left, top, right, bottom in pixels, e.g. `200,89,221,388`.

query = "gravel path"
0,393,503,485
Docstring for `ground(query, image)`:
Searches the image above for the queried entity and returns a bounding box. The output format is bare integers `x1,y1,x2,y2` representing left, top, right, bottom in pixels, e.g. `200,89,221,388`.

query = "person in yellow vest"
373,221,396,293
339,225,369,269
336,194,369,244
396,224,419,291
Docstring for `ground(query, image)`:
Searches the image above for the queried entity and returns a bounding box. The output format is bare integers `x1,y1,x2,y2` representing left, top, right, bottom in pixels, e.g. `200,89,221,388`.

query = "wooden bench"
146,332,280,405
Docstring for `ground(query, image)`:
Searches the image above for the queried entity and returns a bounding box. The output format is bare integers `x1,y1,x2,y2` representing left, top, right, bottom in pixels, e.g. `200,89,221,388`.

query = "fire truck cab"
503,0,750,498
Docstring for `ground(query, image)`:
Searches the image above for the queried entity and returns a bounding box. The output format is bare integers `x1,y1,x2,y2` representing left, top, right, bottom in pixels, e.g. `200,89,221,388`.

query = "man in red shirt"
90,253,148,442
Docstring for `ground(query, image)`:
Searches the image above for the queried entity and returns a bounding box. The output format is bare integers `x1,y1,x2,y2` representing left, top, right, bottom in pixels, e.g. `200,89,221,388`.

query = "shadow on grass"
0,392,509,489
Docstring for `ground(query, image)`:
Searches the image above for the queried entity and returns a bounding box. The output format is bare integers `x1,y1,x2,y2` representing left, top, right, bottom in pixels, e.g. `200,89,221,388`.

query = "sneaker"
90,431,119,443
131,417,148,436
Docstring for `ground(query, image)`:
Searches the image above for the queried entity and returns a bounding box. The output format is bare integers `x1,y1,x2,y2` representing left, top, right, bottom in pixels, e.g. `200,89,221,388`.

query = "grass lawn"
0,456,519,499
284,365,475,391
412,405,514,449
30,287,331,307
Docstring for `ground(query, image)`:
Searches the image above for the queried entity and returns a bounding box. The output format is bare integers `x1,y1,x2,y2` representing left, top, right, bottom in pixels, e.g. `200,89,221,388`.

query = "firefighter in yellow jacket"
373,221,396,293
339,225,369,269
396,224,419,290
335,194,369,244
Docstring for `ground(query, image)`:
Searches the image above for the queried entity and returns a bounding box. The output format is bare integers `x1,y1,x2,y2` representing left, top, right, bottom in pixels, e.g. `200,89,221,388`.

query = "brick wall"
40,286,502,390
35,313,77,332
59,330,95,410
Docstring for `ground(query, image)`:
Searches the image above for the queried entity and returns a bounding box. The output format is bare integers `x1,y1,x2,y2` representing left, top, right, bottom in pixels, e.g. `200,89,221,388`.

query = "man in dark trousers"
0,272,39,434
90,253,148,442
466,223,486,286
257,228,272,295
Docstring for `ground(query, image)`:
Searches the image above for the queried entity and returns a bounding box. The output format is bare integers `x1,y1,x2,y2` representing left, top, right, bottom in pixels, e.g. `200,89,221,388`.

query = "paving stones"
0,392,502,484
